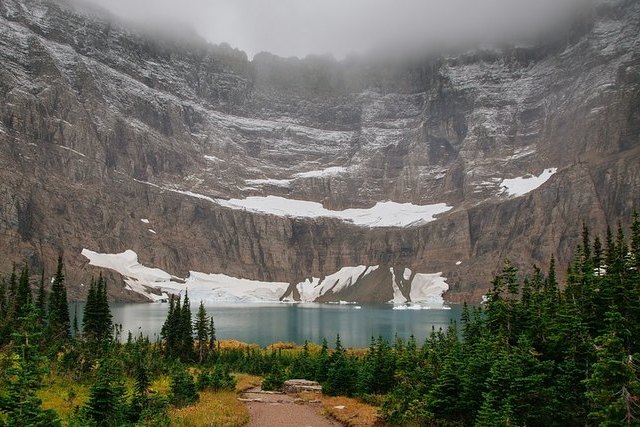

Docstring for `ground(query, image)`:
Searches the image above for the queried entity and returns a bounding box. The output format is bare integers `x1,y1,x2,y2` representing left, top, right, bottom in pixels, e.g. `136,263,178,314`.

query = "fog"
78,0,588,59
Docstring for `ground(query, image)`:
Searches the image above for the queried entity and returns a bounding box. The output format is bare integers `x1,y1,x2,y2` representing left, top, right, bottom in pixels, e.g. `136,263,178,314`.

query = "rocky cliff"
0,0,638,302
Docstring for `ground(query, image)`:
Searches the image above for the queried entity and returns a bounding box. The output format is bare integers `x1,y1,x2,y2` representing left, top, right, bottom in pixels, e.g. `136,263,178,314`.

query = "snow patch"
295,266,378,302
294,166,348,179
218,196,452,228
81,249,448,306
245,178,292,188
500,168,557,197
390,269,449,308
140,218,149,224
148,229,156,234
456,261,462,266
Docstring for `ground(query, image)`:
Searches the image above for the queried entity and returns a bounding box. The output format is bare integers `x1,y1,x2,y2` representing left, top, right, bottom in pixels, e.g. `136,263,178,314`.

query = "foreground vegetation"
0,214,639,425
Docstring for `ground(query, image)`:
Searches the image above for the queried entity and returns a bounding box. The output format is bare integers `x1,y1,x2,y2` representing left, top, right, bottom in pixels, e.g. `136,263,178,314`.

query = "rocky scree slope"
0,0,638,302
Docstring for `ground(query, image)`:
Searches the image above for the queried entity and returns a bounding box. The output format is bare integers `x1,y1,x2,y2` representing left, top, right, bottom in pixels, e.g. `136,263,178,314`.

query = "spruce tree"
179,291,193,361
208,316,216,351
0,278,6,320
85,357,125,426
15,263,32,319
194,301,209,363
0,304,61,426
47,256,70,342
35,270,46,325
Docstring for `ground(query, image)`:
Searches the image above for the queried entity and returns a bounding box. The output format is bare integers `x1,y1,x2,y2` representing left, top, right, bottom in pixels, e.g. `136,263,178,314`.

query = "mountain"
0,0,638,303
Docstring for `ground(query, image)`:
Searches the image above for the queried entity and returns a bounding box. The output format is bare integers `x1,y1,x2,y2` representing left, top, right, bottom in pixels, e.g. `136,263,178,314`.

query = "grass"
298,391,383,427
233,373,262,393
37,373,90,420
167,373,260,426
170,389,250,427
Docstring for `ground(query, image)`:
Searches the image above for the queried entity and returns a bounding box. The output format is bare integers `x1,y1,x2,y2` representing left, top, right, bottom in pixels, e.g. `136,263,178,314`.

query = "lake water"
70,302,463,348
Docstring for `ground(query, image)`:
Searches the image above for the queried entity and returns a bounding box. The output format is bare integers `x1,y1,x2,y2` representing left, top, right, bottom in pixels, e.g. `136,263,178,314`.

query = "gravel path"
240,387,342,427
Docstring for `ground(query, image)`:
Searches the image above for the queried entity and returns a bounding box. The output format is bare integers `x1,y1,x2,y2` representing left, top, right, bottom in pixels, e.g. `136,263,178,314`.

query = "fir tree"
194,301,209,363
15,263,32,319
179,291,194,361
324,334,357,396
82,275,113,342
208,316,216,351
85,357,125,426
47,256,70,342
35,270,46,325
0,304,61,426
170,364,198,407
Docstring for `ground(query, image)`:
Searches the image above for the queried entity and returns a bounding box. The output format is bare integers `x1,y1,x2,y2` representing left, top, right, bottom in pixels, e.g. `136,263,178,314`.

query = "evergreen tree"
15,263,32,319
170,364,198,407
585,311,640,426
82,275,112,342
0,305,61,426
47,256,70,342
85,357,125,426
179,291,194,361
194,301,209,363
315,338,330,382
323,334,357,396
208,316,216,351
35,270,46,325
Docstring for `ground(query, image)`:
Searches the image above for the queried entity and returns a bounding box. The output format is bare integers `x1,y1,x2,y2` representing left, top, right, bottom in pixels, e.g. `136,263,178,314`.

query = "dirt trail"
240,387,342,427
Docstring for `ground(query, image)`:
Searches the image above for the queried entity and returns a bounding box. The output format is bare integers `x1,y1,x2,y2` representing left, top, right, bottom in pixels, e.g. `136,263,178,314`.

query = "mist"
78,0,588,59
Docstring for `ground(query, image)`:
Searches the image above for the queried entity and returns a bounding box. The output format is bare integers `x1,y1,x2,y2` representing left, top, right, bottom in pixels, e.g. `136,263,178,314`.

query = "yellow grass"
298,392,383,427
217,340,260,351
37,374,90,420
233,373,262,393
170,390,250,427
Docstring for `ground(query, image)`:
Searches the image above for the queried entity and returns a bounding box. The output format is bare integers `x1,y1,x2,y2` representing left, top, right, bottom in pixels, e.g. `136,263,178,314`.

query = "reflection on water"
70,302,463,348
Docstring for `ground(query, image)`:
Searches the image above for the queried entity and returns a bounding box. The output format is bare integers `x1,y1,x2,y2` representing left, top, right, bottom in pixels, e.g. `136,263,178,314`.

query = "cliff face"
0,0,638,302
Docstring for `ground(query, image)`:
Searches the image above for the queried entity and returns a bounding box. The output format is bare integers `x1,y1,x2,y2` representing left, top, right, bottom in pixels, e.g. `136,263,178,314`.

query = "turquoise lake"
71,302,463,348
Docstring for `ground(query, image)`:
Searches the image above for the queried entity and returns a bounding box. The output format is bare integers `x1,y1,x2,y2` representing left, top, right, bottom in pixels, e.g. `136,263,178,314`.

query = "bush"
170,366,199,408
197,365,237,392
261,368,286,391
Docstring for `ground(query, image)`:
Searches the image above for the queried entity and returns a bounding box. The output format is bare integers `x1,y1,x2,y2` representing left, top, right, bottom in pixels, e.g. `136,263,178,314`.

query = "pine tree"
315,338,330,382
82,275,113,342
170,364,198,407
82,278,98,339
47,256,70,342
15,263,32,319
208,316,216,351
584,311,640,425
35,270,46,325
179,291,194,361
0,278,6,320
95,275,113,341
194,301,209,363
631,211,640,271
324,334,357,396
85,357,125,426
0,304,61,426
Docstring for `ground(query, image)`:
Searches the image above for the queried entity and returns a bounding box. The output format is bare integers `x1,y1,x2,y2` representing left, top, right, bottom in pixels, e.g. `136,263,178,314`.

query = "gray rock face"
0,0,638,302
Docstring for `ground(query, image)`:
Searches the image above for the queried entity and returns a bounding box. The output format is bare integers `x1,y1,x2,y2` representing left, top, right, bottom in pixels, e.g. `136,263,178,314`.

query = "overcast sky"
80,0,587,59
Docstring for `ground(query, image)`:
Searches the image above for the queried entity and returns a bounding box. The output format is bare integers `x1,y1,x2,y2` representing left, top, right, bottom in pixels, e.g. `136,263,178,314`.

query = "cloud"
78,0,586,59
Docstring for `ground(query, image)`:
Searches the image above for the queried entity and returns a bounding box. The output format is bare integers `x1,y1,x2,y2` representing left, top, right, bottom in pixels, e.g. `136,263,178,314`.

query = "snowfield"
500,168,557,197
81,249,449,306
217,196,452,228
